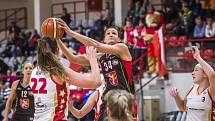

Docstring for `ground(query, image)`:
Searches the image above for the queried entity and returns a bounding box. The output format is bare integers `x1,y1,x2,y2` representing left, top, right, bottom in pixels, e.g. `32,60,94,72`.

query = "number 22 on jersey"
31,78,47,94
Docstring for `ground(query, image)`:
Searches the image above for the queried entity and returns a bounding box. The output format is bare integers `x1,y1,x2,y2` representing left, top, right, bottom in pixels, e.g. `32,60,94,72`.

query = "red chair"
203,49,214,60
169,36,178,47
178,36,188,46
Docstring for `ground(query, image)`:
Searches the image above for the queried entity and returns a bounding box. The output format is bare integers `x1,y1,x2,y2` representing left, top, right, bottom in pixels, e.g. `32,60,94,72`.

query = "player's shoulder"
11,80,20,90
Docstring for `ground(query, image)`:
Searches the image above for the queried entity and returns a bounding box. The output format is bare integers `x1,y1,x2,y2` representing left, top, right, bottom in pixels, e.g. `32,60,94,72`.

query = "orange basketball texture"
41,18,64,39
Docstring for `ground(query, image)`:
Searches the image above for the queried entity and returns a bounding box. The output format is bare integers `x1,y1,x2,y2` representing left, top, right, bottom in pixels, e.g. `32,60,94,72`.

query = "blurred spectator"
0,44,4,54
192,0,203,18
193,16,206,38
61,8,71,26
0,56,9,75
174,4,194,37
5,69,16,85
94,13,105,40
133,1,142,26
14,46,22,57
182,4,195,37
173,0,182,13
15,32,25,47
28,29,40,54
71,25,85,52
133,19,147,74
123,19,134,57
61,8,71,37
126,2,135,19
102,2,113,26
10,58,20,74
205,17,215,38
8,21,21,38
140,0,149,15
0,82,11,116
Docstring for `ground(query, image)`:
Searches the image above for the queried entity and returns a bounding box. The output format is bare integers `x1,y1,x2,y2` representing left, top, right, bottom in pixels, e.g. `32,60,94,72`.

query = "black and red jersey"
97,53,135,121
14,80,35,117
99,53,135,95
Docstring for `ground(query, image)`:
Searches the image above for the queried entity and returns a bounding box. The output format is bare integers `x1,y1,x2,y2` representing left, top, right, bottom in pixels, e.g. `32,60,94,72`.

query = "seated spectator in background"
192,1,203,18
10,58,20,74
8,21,21,38
193,16,206,38
102,2,113,26
71,25,85,52
205,17,215,38
133,1,141,26
0,82,11,117
176,4,194,37
94,13,104,40
61,8,71,26
28,29,40,54
126,2,135,20
61,8,71,37
14,46,22,57
5,69,16,85
104,90,135,121
0,56,9,75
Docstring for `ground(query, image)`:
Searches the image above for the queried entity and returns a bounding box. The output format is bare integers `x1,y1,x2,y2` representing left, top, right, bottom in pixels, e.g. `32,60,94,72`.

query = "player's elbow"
76,111,85,119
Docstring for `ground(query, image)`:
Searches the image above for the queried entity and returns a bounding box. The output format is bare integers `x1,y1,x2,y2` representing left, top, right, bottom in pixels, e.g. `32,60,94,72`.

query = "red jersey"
124,27,134,45
133,27,146,49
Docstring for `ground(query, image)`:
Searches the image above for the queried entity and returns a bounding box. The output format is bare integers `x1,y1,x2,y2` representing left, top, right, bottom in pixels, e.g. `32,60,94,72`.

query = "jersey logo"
112,59,119,66
105,71,119,86
35,97,48,113
20,98,29,109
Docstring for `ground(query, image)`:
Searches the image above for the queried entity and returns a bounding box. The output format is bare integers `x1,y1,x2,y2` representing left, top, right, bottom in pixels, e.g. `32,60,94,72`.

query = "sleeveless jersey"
98,53,135,120
186,85,215,121
14,80,35,117
99,54,135,95
30,67,69,121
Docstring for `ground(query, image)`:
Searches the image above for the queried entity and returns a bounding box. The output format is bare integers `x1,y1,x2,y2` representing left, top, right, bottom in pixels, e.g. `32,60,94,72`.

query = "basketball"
41,18,64,39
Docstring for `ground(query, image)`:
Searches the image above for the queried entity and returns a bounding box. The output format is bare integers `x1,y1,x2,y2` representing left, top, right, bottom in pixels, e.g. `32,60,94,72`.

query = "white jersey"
30,67,69,121
186,85,215,121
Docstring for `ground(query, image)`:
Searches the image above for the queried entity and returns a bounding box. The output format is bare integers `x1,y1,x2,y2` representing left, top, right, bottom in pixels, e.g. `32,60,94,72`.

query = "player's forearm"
69,30,100,47
196,56,215,79
69,105,85,119
4,100,13,117
57,39,90,66
174,95,186,111
56,39,76,62
89,58,101,87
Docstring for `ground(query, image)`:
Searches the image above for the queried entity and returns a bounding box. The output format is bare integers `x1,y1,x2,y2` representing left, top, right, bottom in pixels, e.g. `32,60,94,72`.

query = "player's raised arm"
58,19,131,61
64,46,101,88
56,39,90,66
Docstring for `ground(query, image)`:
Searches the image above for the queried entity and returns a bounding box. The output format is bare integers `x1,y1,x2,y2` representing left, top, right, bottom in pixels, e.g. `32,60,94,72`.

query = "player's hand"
57,18,71,35
86,46,97,61
169,87,179,97
192,46,200,59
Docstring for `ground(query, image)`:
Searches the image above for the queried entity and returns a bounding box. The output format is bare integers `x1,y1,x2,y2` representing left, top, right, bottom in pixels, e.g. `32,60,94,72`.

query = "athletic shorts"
12,114,34,121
